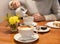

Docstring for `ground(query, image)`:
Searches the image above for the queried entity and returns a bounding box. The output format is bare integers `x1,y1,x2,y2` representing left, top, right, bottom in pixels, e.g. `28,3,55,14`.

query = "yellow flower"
9,17,15,25
9,16,20,25
17,20,20,23
13,16,18,20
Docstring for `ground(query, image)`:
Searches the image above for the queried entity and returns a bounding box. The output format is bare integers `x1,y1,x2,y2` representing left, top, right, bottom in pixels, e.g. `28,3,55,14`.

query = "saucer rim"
14,33,39,43
20,22,37,26
39,27,50,32
34,26,50,32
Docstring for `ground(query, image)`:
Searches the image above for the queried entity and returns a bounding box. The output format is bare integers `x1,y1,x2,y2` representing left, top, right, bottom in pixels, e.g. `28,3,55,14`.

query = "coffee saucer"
20,22,37,26
14,33,39,43
34,26,50,32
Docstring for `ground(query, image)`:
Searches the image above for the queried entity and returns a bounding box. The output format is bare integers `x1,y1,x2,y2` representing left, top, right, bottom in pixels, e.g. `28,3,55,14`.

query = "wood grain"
0,21,60,44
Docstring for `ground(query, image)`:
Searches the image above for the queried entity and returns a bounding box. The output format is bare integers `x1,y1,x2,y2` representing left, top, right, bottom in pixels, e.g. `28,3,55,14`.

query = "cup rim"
17,26,34,30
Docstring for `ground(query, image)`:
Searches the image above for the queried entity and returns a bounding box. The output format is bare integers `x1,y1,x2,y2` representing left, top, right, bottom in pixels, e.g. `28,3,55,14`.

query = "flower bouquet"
8,16,20,32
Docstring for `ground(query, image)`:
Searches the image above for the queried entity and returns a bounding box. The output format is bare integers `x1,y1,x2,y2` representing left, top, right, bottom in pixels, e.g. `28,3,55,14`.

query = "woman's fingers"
33,14,45,21
33,15,40,21
12,1,20,9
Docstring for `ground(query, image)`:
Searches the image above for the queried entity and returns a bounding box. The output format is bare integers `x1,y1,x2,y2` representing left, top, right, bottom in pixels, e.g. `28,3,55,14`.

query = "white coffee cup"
18,26,34,40
23,16,34,26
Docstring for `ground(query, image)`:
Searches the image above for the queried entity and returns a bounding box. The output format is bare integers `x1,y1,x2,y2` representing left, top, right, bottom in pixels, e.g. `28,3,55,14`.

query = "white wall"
0,0,15,22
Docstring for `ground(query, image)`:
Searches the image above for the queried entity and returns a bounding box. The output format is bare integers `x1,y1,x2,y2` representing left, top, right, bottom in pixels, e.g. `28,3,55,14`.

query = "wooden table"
0,21,60,44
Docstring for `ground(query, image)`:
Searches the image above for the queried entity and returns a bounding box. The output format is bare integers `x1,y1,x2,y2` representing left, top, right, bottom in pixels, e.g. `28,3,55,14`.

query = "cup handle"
34,25,40,34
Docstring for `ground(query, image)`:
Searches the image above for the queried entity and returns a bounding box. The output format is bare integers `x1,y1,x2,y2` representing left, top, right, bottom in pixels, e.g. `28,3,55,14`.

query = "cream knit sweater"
20,0,60,21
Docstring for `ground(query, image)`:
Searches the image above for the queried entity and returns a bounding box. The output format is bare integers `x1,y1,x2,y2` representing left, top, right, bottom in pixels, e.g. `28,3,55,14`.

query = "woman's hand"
12,0,20,9
33,13,45,21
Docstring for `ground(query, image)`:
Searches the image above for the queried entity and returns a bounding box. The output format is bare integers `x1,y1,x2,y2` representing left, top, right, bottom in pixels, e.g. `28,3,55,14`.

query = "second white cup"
23,16,34,26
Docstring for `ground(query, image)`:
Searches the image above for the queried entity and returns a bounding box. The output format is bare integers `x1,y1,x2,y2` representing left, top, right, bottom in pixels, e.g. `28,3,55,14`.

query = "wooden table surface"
0,21,60,44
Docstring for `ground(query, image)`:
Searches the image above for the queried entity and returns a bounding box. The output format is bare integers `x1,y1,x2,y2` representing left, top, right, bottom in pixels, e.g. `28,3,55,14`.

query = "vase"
10,23,18,32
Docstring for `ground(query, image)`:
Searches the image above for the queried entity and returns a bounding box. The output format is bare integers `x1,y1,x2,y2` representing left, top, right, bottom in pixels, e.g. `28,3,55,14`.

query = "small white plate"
14,33,39,43
20,22,37,26
46,22,60,28
34,26,50,32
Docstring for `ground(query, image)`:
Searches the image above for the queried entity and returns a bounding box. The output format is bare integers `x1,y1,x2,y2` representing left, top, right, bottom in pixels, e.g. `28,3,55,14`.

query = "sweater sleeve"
43,0,60,21
51,0,60,20
43,14,57,21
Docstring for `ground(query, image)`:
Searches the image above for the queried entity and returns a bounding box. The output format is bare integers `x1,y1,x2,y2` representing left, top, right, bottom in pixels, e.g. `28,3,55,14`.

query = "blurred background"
0,0,60,23
0,0,15,23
